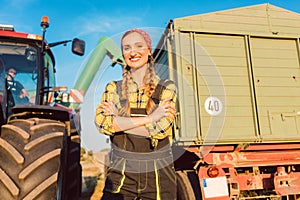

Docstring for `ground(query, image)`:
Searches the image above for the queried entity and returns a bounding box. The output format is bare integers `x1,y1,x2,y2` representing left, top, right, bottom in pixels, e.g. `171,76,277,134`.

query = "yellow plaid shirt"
94,76,177,140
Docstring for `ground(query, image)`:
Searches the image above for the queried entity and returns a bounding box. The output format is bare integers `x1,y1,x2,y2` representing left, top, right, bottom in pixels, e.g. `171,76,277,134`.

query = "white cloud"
73,14,142,37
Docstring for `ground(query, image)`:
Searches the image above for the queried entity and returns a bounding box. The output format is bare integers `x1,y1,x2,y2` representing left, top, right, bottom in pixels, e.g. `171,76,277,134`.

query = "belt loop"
151,137,158,149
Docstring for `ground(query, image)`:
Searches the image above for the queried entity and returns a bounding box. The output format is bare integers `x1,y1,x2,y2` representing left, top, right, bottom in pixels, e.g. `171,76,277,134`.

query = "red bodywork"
0,29,42,40
184,143,300,199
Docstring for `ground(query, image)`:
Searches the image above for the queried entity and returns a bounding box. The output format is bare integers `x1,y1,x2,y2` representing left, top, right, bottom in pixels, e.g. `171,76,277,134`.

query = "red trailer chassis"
176,143,300,199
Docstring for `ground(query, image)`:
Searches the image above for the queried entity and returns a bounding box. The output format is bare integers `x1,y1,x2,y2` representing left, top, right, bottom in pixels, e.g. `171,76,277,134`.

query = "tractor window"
44,53,56,103
0,42,38,106
44,53,55,87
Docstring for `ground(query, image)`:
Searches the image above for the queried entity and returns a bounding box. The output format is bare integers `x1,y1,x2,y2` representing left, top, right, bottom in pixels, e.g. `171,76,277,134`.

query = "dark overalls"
101,133,177,200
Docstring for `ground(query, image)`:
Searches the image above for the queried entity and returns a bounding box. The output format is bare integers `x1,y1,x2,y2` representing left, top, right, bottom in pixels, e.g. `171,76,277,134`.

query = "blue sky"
2,0,300,151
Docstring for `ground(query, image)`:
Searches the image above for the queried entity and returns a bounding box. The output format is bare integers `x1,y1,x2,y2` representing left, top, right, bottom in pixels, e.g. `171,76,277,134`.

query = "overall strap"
152,79,173,105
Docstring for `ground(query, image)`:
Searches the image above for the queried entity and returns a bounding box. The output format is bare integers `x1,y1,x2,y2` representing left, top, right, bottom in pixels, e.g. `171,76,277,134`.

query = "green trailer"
153,3,300,199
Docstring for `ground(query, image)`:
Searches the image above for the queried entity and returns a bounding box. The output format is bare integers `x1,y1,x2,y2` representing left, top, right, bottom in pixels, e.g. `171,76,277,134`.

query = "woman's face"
122,32,151,70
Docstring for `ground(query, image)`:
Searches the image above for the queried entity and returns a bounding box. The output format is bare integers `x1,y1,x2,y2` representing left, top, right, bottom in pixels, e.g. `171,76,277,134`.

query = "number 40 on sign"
204,96,223,116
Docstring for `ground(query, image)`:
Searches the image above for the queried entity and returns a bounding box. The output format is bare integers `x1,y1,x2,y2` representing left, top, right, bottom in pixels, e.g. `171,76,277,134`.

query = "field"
79,150,108,199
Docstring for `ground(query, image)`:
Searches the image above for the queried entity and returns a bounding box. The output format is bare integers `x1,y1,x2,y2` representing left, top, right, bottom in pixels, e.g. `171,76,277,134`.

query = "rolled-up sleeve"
94,82,119,136
145,81,177,140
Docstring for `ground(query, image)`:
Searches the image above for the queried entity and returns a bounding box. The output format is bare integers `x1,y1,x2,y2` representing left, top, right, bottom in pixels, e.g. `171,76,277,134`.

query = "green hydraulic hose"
73,36,124,93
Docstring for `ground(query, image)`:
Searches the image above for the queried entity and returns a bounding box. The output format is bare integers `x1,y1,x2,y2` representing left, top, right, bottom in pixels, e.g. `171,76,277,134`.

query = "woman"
95,28,177,200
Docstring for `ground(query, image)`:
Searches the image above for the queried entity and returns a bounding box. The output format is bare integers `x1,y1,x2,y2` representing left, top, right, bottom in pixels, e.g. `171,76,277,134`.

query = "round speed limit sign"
204,96,223,116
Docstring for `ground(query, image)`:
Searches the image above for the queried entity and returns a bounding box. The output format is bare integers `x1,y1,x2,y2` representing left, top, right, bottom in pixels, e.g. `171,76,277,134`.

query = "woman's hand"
149,98,176,122
99,100,118,116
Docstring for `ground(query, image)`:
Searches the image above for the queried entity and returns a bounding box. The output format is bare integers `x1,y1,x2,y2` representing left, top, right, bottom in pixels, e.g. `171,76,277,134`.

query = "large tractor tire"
0,118,68,200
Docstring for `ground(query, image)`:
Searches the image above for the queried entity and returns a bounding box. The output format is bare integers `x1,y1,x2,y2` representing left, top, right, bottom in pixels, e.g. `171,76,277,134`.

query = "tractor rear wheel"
0,118,67,200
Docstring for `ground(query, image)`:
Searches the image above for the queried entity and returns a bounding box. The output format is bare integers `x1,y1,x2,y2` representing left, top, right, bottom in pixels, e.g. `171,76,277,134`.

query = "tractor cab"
0,34,42,117
0,18,85,122
2,43,38,100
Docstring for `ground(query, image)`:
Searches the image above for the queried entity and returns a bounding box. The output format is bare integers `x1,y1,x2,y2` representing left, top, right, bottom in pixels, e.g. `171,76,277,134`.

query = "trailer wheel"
0,118,67,200
176,170,202,200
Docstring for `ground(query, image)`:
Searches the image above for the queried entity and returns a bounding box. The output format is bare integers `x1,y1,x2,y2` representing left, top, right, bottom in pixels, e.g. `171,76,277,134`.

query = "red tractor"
0,16,85,199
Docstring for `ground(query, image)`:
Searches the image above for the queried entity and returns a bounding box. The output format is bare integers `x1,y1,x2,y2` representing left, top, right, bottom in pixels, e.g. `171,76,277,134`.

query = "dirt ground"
79,153,107,200
80,177,104,200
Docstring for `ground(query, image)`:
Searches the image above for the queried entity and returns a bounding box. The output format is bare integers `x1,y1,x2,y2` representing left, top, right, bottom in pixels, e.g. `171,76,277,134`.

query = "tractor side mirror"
72,38,85,56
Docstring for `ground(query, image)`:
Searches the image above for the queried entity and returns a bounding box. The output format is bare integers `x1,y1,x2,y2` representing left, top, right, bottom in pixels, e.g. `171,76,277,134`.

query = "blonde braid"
144,56,157,114
119,66,131,117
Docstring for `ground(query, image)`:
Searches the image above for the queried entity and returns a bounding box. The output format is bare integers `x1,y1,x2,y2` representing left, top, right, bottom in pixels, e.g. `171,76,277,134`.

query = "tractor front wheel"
0,118,67,200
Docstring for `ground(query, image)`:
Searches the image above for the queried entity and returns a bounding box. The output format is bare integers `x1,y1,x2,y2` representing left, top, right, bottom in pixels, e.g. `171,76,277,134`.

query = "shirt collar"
128,75,161,92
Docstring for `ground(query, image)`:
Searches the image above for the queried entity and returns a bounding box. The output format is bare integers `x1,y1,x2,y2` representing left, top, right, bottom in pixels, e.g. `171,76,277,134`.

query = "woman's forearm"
113,115,152,132
124,126,149,137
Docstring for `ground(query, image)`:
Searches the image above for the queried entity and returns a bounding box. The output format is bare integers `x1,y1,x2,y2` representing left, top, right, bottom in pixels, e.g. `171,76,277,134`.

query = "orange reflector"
207,167,219,178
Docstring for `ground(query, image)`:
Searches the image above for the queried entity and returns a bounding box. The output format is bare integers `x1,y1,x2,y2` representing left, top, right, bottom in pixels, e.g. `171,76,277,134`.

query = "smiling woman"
94,28,178,200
